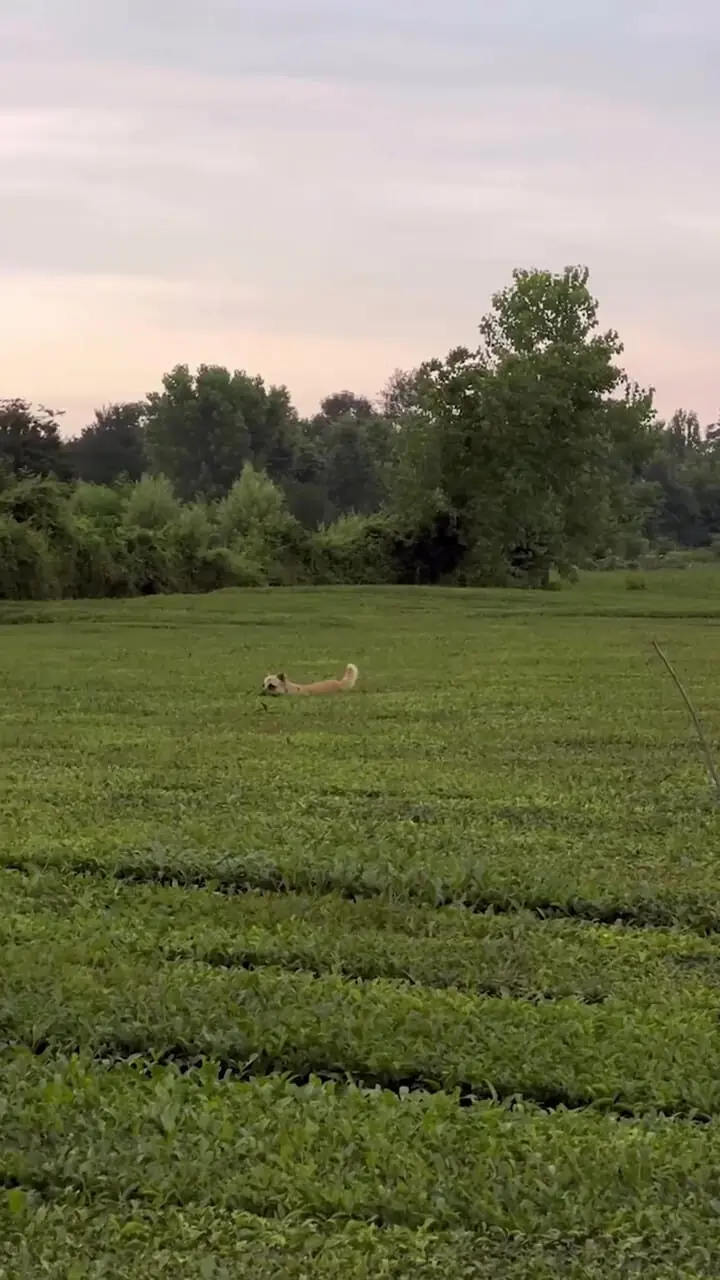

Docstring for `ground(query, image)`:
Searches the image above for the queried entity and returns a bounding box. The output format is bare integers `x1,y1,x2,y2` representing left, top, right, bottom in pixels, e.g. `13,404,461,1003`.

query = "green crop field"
2,568,720,1277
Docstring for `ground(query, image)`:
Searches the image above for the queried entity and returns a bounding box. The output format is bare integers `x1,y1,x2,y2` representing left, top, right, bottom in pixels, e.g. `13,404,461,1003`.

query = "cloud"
0,0,718,430
630,0,720,37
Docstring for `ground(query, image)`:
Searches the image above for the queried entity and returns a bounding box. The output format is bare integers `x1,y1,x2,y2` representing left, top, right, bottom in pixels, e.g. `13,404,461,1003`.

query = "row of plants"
9,840,720,933
2,1195,710,1278
3,1052,720,1234
3,870,720,1005
2,929,719,1114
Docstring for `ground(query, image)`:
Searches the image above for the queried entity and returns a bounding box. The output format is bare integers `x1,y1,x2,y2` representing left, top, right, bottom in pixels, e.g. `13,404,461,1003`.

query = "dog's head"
260,672,288,696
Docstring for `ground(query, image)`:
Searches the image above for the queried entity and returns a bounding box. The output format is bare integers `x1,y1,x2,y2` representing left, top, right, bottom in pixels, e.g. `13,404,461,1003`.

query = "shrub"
312,514,398,584
123,474,180,531
216,464,311,584
0,516,56,599
70,481,128,530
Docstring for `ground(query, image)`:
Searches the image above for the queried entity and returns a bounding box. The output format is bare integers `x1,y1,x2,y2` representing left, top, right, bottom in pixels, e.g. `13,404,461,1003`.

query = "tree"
639,409,720,548
65,402,147,485
381,368,424,421
319,391,376,423
259,384,300,481
0,399,70,479
325,419,384,515
665,408,703,458
394,265,657,582
216,461,309,583
300,390,393,517
216,461,291,545
144,365,251,501
144,364,300,502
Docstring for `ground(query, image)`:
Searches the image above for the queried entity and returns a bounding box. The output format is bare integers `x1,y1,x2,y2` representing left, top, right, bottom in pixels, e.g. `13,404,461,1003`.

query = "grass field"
2,569,720,1277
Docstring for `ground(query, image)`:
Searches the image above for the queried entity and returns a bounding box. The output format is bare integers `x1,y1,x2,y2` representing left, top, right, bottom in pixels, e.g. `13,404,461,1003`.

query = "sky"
1,0,719,436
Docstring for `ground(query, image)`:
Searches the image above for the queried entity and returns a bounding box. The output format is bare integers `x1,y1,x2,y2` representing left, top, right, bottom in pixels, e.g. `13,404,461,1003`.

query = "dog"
261,663,359,696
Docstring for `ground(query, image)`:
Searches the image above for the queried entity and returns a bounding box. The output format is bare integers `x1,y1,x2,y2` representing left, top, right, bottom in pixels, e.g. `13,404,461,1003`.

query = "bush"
216,464,312,585
123,474,180,531
70,481,128,530
164,503,215,593
313,514,398,585
0,462,697,601
68,515,131,598
0,516,56,599
0,476,79,596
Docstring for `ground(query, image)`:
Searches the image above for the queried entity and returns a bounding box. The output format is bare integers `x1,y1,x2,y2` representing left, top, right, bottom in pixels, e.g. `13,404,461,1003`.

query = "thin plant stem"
651,639,720,800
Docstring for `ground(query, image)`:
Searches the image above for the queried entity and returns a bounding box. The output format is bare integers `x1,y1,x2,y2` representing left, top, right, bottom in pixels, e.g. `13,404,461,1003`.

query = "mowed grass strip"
2,581,720,928
3,870,720,1004
1,933,719,1114
3,1053,720,1243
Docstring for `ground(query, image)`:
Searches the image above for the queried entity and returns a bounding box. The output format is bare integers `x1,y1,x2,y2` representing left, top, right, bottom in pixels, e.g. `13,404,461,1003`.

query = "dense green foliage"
2,576,720,1272
3,265,719,601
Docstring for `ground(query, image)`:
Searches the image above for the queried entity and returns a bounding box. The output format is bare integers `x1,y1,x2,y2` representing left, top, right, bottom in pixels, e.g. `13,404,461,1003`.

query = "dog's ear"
277,672,286,682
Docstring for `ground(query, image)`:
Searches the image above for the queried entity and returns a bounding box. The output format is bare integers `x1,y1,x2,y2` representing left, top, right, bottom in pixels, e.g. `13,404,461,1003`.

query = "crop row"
1,1197,712,1279
3,1052,720,1238
2,929,720,1114
6,839,720,931
3,869,720,1004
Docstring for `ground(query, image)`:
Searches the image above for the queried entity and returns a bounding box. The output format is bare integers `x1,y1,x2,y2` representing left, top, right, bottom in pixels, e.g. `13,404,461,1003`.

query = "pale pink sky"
1,0,719,434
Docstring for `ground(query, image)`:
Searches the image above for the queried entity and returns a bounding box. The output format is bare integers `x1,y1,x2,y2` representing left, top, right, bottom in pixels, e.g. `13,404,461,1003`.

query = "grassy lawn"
1,568,720,1276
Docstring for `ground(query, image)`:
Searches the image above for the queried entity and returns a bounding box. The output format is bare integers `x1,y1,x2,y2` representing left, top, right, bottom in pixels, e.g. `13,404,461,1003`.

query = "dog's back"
297,664,359,695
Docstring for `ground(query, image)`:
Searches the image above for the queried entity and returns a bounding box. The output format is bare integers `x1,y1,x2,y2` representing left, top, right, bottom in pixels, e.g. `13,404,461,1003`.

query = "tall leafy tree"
144,365,300,501
0,399,70,479
260,384,300,480
325,419,381,515
65,402,147,485
643,410,720,547
145,365,252,501
666,408,703,458
303,391,393,517
395,265,657,581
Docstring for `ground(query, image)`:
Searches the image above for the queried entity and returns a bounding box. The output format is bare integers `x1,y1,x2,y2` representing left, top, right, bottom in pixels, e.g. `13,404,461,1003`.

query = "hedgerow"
8,844,720,932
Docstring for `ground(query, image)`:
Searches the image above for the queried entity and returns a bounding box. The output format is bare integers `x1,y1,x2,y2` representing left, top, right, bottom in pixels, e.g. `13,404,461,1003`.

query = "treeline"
2,264,719,600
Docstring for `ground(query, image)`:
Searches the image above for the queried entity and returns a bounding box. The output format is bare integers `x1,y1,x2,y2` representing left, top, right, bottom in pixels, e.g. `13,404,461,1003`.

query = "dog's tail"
343,663,359,688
